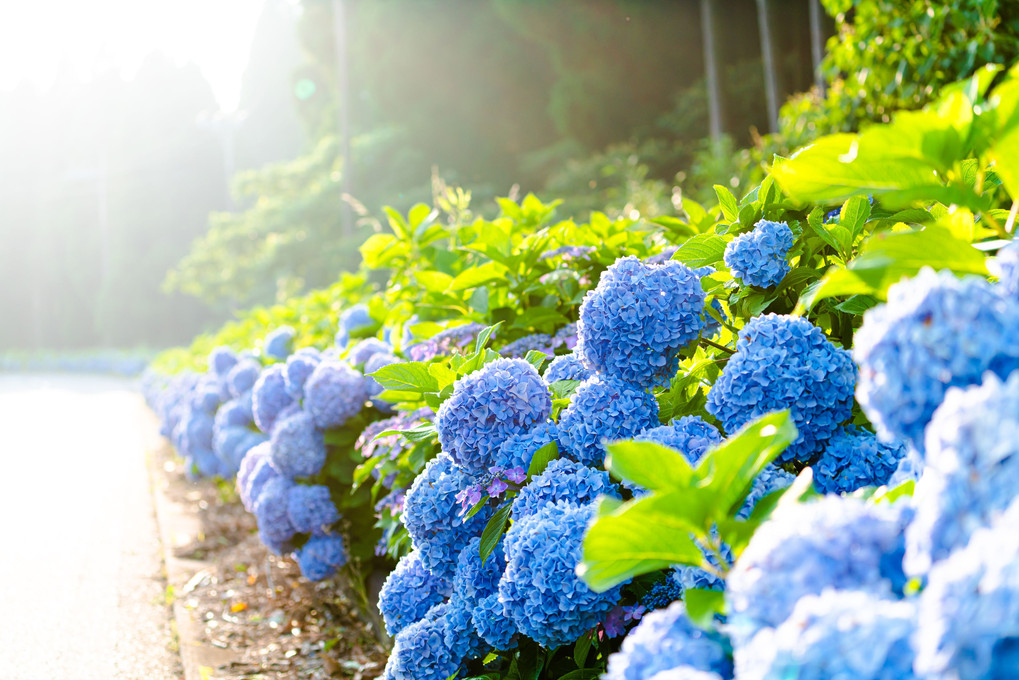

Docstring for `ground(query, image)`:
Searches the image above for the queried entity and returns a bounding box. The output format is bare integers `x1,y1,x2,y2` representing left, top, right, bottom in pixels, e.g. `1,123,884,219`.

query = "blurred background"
0,0,837,351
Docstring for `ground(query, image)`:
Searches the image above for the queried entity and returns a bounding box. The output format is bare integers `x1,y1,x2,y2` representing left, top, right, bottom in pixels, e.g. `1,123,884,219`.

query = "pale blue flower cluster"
269,410,327,478
435,358,551,477
252,364,295,434
236,442,276,512
723,219,794,288
604,601,732,680
295,534,346,581
335,304,374,348
407,322,485,362
381,603,462,680
576,256,706,387
286,484,339,535
991,240,1019,297
303,359,371,429
706,314,855,463
209,346,240,377
557,375,659,467
264,326,296,360
811,425,906,495
346,337,392,367
853,269,1019,450
499,501,623,648
378,551,452,637
635,416,723,464
496,422,559,472
283,349,321,400
226,359,261,397
510,457,620,521
500,333,556,358
542,352,592,383
254,476,297,554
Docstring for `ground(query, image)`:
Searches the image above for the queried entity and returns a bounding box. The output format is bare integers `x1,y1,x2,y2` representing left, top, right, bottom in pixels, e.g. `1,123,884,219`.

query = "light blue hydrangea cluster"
254,476,296,554
604,601,732,680
501,333,556,358
303,359,371,430
335,304,374,348
263,326,296,360
641,575,686,613
915,500,1019,679
407,322,485,362
542,352,592,383
435,358,551,477
906,371,1019,575
286,484,339,534
576,256,706,387
213,426,267,477
511,457,620,521
554,322,578,350
473,593,516,650
991,240,1019,298
402,455,493,582
346,338,392,367
723,219,794,288
706,314,855,463
441,596,488,662
725,495,909,646
382,603,462,680
557,375,660,467
269,410,327,478
209,346,240,377
295,534,346,581
496,422,559,472
735,589,917,680
226,359,261,397
811,425,907,495
635,416,723,464
853,268,1019,450
252,364,296,434
377,551,451,637
738,465,795,519
539,245,595,261
283,349,321,400
215,395,253,430
644,246,679,265
499,501,623,648
236,442,276,512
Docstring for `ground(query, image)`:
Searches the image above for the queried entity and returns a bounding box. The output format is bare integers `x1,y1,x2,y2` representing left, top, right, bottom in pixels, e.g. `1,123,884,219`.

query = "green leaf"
549,379,581,400
479,503,513,564
578,492,707,592
414,270,454,294
359,233,409,268
450,261,508,291
526,441,559,477
694,411,798,517
474,322,503,354
524,349,550,373
573,634,593,668
650,216,696,238
807,207,841,252
373,423,437,443
465,495,491,519
871,479,916,504
369,362,439,393
684,588,726,628
674,233,729,269
604,440,695,492
352,456,383,489
714,185,739,223
428,362,459,391
840,195,873,239
555,671,602,680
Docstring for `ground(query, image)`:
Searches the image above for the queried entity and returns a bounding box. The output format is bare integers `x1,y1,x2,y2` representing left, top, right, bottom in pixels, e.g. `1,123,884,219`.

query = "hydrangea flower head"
335,304,373,348
295,534,347,581
501,333,556,358
557,375,659,467
378,551,452,637
853,268,1019,450
382,603,462,680
496,421,559,472
435,358,551,477
269,410,327,478
915,499,1019,679
286,484,340,534
543,352,592,383
304,359,371,430
723,219,794,287
209,346,239,377
577,256,706,387
453,536,504,603
442,595,488,661
511,457,620,521
407,322,485,362
812,425,907,495
252,364,295,434
735,589,916,680
472,593,517,650
706,314,855,463
226,359,261,398
726,495,910,646
215,395,253,430
263,325,296,360
604,601,732,680
237,441,277,512
284,350,321,400
346,338,392,367
906,371,1019,575
254,475,296,554
635,416,723,464
402,455,493,582
499,501,623,648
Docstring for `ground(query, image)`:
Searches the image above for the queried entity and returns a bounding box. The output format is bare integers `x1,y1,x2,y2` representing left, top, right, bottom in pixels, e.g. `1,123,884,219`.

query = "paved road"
0,374,181,680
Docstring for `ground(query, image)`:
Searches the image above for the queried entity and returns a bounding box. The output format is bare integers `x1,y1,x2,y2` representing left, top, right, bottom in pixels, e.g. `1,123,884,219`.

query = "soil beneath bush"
158,445,389,679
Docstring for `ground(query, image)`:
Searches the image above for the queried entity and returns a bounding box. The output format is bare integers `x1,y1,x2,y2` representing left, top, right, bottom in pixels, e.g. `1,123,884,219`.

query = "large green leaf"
369,361,439,393
603,440,695,492
674,233,729,268
450,261,509,291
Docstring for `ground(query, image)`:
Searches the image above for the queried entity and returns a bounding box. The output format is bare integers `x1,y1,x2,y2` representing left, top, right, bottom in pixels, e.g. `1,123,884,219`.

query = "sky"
0,0,270,112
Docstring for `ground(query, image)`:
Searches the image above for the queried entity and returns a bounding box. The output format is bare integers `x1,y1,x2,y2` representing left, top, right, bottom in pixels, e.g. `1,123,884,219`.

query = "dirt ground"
157,445,389,680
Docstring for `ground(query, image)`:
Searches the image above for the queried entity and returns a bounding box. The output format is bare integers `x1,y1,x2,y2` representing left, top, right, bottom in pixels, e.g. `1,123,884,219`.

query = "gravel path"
0,374,181,680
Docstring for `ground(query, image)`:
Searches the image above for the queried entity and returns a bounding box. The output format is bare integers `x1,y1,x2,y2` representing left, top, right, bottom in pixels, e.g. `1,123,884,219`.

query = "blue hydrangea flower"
269,410,327,478
723,219,794,288
726,495,910,647
264,326,296,360
237,442,277,512
739,465,795,519
577,256,706,387
644,246,679,265
209,346,239,377
382,603,462,680
812,425,907,495
472,593,517,650
496,422,559,472
252,364,296,434
335,304,374,348
511,457,620,522
604,601,732,680
915,500,1019,680
226,359,261,398
435,358,551,477
554,321,579,351
215,395,253,431
735,589,917,680
906,371,1019,575
853,268,1019,450
295,534,347,581
706,314,855,463
254,476,296,554
347,338,392,367
501,334,556,358
403,455,493,582
557,376,659,467
641,574,686,612
543,352,592,383
453,536,504,603
539,245,595,261
442,596,488,661
303,359,371,430
407,323,485,362
378,551,452,637
990,240,1019,298
284,350,321,400
195,380,225,414
636,416,723,464
286,484,340,535
213,426,265,477
499,501,623,648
